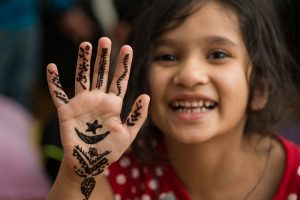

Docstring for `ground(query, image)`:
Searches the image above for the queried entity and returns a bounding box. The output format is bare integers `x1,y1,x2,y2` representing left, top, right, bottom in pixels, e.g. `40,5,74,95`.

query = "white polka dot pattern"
288,193,298,200
103,169,110,177
141,194,151,200
115,194,121,200
148,179,158,190
120,157,131,168
116,174,126,185
131,167,140,179
297,166,300,176
155,167,163,177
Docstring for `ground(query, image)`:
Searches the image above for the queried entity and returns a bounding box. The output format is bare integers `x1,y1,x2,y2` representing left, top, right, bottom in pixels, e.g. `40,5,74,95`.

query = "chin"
166,129,216,144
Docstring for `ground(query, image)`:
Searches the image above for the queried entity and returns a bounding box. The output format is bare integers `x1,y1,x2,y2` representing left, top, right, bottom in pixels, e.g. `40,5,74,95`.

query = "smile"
170,100,217,112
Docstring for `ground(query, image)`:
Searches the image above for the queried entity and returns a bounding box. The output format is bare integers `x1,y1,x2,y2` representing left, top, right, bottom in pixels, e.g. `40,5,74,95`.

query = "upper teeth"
172,100,216,108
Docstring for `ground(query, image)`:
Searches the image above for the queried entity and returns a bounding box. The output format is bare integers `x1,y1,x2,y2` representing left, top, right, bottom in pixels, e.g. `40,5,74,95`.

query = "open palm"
46,37,149,200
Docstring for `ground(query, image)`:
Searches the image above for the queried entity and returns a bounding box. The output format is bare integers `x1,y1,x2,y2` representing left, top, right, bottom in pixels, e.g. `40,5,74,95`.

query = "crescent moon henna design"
116,54,129,96
96,48,108,89
75,119,110,144
77,45,90,90
126,99,142,126
48,70,69,104
75,128,110,144
73,146,111,200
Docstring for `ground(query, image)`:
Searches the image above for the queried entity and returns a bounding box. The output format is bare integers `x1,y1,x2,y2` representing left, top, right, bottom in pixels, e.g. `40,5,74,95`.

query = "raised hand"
46,37,150,200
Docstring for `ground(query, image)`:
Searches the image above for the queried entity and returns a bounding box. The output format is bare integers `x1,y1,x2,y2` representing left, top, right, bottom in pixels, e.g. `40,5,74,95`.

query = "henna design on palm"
75,120,110,144
73,146,111,200
73,119,111,199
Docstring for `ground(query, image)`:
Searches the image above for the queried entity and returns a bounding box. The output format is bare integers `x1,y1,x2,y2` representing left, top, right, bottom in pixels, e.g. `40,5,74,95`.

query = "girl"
46,0,300,199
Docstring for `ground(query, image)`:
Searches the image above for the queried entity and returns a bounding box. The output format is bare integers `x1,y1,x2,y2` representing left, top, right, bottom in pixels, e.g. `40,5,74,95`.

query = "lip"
169,92,217,104
168,93,217,122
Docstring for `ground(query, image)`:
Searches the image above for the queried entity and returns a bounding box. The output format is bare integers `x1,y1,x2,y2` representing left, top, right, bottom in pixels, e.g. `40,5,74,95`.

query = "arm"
46,37,150,200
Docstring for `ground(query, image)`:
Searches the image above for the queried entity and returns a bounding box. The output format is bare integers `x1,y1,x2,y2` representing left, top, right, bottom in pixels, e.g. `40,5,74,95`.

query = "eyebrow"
204,35,238,47
155,35,238,48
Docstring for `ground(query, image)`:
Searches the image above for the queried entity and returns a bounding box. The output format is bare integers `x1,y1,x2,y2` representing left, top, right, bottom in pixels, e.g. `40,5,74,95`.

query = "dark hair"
123,0,296,163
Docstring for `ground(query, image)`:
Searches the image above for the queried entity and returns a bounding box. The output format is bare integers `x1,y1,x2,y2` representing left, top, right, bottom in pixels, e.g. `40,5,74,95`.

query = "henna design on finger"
96,48,108,89
54,90,69,104
48,70,69,104
48,70,62,89
116,54,129,96
73,146,111,200
126,99,142,126
75,119,110,144
77,45,90,90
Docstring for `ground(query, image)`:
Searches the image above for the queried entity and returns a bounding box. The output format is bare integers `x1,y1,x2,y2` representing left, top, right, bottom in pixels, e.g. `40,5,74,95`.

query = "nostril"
173,71,209,87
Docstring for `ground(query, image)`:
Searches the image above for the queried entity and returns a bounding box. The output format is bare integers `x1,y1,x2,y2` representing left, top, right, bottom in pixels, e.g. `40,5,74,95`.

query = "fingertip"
98,37,112,46
46,63,58,75
139,94,150,105
121,45,133,54
79,41,92,51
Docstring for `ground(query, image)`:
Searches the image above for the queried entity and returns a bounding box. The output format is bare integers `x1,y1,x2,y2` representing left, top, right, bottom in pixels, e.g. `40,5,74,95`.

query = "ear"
250,81,268,111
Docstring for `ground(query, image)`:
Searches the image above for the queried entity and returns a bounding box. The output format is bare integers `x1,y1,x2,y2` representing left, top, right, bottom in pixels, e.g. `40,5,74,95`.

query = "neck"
164,133,272,200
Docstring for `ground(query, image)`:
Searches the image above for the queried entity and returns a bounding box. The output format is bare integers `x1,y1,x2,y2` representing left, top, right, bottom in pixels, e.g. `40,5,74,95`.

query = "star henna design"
75,119,110,144
86,120,102,135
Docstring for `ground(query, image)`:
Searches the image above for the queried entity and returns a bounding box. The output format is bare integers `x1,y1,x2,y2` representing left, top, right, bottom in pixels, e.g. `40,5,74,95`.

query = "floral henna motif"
73,146,111,200
73,119,111,200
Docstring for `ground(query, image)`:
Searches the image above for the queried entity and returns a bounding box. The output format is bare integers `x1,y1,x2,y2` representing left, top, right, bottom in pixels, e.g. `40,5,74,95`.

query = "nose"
173,58,209,88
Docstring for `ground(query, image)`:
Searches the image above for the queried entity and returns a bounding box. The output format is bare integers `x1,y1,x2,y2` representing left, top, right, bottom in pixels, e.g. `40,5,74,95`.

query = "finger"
125,94,150,141
75,42,92,94
109,45,133,98
46,63,70,108
91,37,112,92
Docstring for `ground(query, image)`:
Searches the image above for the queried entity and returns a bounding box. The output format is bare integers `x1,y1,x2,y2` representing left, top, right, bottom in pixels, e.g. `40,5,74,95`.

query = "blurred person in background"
0,0,98,199
41,0,103,96
0,0,96,113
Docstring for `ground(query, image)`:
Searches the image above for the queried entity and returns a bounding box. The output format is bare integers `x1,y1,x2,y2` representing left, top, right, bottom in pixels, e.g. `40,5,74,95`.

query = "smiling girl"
46,0,300,199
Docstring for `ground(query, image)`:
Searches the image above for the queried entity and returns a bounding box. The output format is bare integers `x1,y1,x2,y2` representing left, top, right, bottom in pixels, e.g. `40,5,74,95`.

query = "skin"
46,37,150,200
46,2,285,200
150,2,285,199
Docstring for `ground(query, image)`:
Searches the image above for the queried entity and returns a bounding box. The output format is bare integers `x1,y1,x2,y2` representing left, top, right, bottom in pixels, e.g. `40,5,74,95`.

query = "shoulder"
104,147,191,199
104,148,164,199
273,136,300,199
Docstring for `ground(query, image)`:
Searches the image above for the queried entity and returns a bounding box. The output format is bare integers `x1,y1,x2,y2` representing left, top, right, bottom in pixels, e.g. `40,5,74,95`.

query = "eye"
154,53,178,62
207,50,231,60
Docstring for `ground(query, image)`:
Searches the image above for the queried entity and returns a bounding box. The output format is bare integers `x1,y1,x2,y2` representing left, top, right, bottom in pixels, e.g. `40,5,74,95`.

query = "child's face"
149,1,251,144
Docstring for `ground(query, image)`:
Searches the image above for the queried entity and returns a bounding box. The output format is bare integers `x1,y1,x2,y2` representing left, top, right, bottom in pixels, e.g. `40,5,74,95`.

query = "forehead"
156,1,243,47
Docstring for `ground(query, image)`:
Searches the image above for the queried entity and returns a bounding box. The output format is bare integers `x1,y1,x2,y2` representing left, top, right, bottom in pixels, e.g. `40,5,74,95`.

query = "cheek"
149,66,167,98
216,70,250,106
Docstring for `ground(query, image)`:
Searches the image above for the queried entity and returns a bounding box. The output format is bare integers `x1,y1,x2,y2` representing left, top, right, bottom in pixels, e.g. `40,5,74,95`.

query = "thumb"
125,94,150,141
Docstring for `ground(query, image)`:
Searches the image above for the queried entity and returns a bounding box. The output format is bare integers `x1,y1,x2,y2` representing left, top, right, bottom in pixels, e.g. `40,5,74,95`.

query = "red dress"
105,137,300,200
